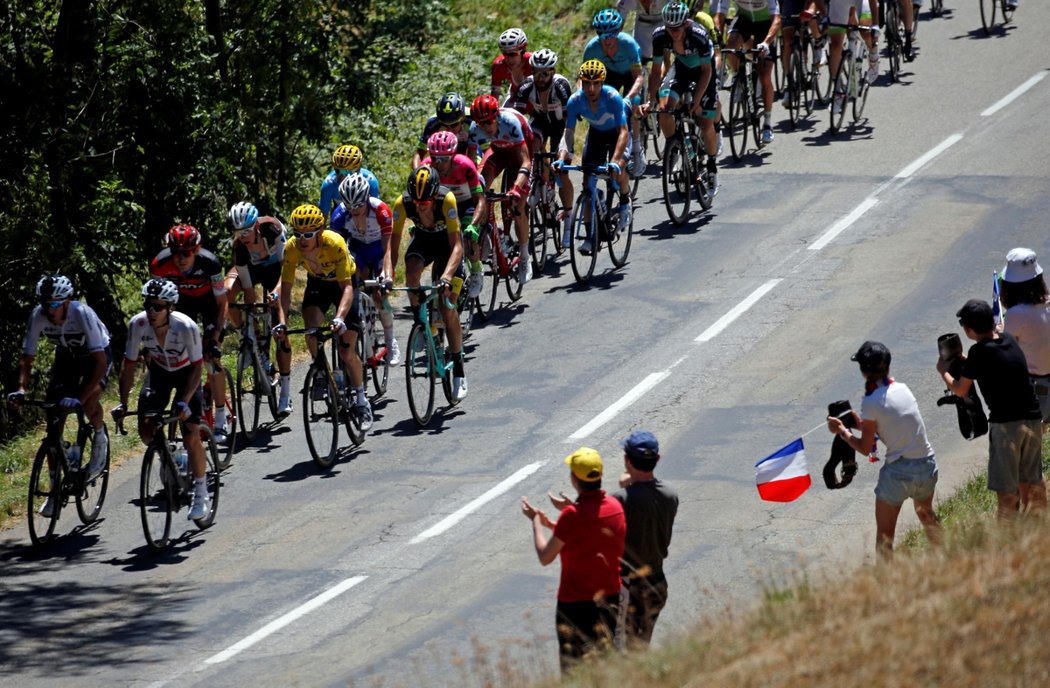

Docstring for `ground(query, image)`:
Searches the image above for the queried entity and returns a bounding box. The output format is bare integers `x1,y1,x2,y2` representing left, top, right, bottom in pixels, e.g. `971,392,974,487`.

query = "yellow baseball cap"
565,447,603,481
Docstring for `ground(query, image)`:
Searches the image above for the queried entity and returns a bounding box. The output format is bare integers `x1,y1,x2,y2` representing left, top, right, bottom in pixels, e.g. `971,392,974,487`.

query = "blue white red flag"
755,438,811,502
992,270,1002,328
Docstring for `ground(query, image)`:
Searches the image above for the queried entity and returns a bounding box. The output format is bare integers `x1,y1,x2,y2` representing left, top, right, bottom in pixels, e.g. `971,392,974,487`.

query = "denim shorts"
988,419,1044,493
874,456,938,507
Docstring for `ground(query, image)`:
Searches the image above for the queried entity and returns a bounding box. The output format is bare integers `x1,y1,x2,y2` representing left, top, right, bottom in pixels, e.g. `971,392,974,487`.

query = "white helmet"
498,28,528,52
529,48,558,69
36,274,75,301
228,201,258,230
338,173,372,208
141,278,180,304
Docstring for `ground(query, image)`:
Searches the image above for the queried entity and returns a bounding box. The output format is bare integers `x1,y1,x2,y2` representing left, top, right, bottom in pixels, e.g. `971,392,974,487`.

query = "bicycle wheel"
829,57,849,133
646,110,663,160
1000,0,1014,23
772,35,782,97
235,347,261,443
980,0,996,33
505,244,524,302
140,444,173,551
786,50,801,127
694,148,714,213
888,8,904,81
258,336,280,421
302,362,339,469
76,432,109,524
194,424,220,529
27,444,62,546
528,198,549,274
568,195,599,284
216,367,236,470
607,199,633,268
405,323,436,426
340,361,365,448
727,77,749,162
485,230,501,317
456,282,475,340
662,136,691,225
435,329,457,406
370,327,391,398
852,65,870,121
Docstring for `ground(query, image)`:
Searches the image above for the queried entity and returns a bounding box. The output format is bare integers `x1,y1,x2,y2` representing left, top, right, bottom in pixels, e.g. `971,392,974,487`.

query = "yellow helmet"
289,204,325,232
331,144,362,171
695,11,716,36
578,59,607,82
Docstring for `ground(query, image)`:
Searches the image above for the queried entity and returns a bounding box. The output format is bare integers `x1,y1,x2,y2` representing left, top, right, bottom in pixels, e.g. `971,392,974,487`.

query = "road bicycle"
527,150,561,273
930,0,944,17
230,301,281,445
113,407,219,552
638,63,663,165
723,47,767,162
782,12,825,127
19,400,109,547
980,0,1015,34
390,284,462,427
283,326,366,469
881,0,907,83
658,98,714,225
357,279,392,399
201,361,236,470
558,163,634,284
477,189,524,317
829,25,874,133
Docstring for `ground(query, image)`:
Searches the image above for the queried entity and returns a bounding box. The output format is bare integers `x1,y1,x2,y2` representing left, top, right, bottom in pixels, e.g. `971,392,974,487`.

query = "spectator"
613,429,678,646
521,448,626,671
999,248,1050,424
937,300,1047,518
828,342,940,558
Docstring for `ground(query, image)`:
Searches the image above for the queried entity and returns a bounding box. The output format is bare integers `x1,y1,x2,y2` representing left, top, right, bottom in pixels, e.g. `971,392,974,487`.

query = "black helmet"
406,165,441,202
436,92,465,125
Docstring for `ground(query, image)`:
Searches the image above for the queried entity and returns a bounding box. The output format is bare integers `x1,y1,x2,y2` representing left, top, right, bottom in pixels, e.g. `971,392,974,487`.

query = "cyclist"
695,8,726,156
467,94,534,286
330,173,402,366
828,1,879,116
642,2,719,195
618,0,665,67
224,201,294,416
724,0,781,146
583,8,647,177
10,275,112,496
554,60,632,256
876,0,914,62
511,48,575,247
491,28,533,102
319,144,380,219
412,92,472,169
421,131,488,300
779,1,830,107
273,204,373,431
150,224,231,443
113,278,211,521
392,165,468,401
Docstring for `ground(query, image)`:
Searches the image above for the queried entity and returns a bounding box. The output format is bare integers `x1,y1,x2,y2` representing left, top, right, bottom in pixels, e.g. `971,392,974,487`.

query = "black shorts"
664,63,719,119
531,117,567,151
302,277,362,333
46,347,113,401
623,574,668,645
178,295,223,341
555,595,620,670
582,128,622,167
730,15,774,48
237,261,282,293
142,364,204,425
405,230,466,286
605,70,635,95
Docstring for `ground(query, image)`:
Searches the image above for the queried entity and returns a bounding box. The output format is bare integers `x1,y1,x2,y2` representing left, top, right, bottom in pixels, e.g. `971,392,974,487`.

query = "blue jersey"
565,85,628,133
583,33,643,76
318,168,380,218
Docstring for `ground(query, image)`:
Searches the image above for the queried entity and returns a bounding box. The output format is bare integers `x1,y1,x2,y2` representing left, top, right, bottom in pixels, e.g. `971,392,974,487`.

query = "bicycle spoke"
27,445,61,546
405,324,436,426
140,445,173,551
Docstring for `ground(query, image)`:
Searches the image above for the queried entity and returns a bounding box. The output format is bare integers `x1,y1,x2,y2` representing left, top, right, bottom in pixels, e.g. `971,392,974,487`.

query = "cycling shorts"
238,261,282,293
605,70,636,96
531,117,568,151
349,238,385,279
779,0,805,28
582,128,624,168
730,16,774,47
141,364,204,426
481,146,532,197
302,277,363,333
405,231,466,292
46,347,113,402
829,0,865,32
660,63,719,119
633,17,659,60
178,295,224,342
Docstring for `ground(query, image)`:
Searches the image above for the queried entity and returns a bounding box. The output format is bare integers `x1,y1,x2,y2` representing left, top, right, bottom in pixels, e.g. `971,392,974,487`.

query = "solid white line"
808,198,878,251
895,134,964,179
410,461,545,543
204,576,368,665
695,279,782,342
569,372,671,440
981,72,1047,117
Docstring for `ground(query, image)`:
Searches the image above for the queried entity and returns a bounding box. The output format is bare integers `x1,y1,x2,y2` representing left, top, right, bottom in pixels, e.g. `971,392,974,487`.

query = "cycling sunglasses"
599,31,619,40
502,50,522,57
172,249,196,258
414,199,434,207
144,301,169,312
431,155,453,164
234,227,254,239
534,69,555,78
43,300,65,310
294,229,321,240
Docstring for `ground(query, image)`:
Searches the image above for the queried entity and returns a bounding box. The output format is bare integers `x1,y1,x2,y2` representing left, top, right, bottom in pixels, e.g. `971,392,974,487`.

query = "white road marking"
894,134,964,179
695,279,782,342
410,461,545,543
808,198,879,251
569,372,671,439
981,72,1048,117
204,576,368,665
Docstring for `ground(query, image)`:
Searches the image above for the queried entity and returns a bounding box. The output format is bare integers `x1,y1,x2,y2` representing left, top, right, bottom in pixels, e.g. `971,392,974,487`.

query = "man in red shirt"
521,447,626,670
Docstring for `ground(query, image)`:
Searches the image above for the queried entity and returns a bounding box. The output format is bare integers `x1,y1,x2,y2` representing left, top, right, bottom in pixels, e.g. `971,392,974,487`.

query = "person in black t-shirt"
937,299,1046,518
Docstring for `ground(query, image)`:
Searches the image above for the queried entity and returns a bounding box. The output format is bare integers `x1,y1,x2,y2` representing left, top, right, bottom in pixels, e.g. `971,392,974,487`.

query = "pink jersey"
422,154,483,204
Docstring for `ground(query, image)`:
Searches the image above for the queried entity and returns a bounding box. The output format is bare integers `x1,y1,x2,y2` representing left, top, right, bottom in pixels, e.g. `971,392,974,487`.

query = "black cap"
850,341,891,373
956,299,994,333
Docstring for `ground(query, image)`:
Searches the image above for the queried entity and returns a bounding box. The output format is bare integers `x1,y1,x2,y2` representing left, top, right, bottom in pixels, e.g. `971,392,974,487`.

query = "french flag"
755,438,811,502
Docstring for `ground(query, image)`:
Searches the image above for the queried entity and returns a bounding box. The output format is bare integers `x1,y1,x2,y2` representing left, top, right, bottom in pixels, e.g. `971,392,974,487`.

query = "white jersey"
22,301,110,357
124,310,202,372
618,0,662,22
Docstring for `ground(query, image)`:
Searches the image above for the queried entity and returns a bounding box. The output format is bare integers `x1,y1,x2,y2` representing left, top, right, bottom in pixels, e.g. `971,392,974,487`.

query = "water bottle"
66,443,82,471
334,367,346,391
173,448,189,477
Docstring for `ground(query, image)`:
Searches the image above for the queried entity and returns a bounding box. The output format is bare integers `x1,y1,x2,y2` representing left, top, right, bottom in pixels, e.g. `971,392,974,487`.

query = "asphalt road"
2,4,1049,686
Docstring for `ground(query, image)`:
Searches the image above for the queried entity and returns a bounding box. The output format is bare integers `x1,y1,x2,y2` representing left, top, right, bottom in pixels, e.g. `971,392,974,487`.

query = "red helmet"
471,94,500,123
166,224,201,251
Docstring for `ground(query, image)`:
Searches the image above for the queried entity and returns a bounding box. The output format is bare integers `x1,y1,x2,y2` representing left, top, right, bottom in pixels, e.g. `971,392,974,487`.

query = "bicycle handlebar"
388,285,457,311
110,407,181,436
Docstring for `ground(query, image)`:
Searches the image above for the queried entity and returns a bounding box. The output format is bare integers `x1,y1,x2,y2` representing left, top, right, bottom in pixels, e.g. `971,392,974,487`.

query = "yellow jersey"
392,190,461,236
281,229,356,282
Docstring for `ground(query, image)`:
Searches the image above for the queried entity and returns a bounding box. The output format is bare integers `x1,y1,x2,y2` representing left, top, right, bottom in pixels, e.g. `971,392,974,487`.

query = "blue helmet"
228,202,258,230
592,8,624,35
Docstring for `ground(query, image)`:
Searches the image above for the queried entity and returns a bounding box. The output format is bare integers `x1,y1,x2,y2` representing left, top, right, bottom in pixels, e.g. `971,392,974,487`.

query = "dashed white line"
981,72,1047,117
410,461,545,543
895,133,964,179
808,198,879,251
569,372,671,439
204,575,368,665
695,279,782,342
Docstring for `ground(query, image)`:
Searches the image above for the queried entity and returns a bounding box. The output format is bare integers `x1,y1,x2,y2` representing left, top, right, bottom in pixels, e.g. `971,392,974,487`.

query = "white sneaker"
781,89,791,107
631,149,645,178
465,272,484,299
517,253,532,286
213,421,228,445
832,93,844,115
868,56,879,82
761,127,774,145
579,238,594,255
386,337,401,366
1005,0,1018,7
618,203,632,230
354,400,373,432
87,429,108,481
452,376,468,401
189,485,210,521
39,494,55,518
708,172,719,197
560,211,572,247
277,394,293,416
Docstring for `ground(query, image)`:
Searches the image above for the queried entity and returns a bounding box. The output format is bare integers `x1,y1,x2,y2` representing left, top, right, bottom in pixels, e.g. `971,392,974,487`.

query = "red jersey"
491,52,534,94
552,490,626,603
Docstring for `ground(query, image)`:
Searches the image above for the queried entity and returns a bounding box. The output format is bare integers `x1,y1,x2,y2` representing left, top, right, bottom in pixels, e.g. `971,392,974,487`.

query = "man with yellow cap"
521,447,626,670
